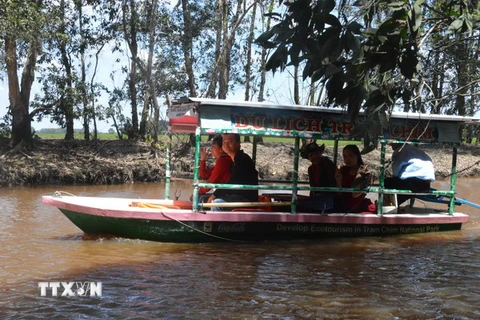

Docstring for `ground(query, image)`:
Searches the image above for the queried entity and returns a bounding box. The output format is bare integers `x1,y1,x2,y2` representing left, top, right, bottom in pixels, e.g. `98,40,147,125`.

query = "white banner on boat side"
38,281,102,297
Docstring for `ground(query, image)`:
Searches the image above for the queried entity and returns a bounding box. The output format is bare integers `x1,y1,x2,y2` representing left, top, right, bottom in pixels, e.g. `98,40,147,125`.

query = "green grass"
37,133,124,140
37,133,362,147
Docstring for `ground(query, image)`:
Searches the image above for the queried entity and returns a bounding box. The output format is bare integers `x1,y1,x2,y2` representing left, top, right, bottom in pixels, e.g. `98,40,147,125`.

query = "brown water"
1,179,480,319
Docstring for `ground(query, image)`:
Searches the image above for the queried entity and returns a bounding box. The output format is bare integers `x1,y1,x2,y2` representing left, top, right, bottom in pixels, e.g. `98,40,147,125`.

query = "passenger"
208,133,259,211
191,134,232,202
299,142,337,212
384,143,435,205
335,145,376,213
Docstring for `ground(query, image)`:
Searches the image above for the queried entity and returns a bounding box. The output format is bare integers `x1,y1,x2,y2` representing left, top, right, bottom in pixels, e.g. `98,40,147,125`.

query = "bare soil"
0,138,162,187
245,142,480,182
1,138,479,187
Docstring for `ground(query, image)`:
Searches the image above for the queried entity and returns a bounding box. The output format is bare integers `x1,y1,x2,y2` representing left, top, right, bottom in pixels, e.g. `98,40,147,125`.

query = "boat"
42,98,480,242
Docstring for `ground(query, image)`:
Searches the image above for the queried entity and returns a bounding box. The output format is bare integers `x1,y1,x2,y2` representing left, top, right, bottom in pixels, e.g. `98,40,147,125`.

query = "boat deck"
42,195,468,224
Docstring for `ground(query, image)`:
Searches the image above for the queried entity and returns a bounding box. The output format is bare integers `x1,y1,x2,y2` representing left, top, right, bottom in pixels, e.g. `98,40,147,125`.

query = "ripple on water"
2,183,480,319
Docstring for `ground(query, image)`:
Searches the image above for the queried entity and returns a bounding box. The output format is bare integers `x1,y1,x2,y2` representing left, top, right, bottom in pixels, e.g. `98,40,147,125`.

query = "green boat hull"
61,209,463,243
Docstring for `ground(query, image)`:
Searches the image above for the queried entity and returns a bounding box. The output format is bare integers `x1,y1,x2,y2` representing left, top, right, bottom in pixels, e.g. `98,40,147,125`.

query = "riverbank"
1,138,479,187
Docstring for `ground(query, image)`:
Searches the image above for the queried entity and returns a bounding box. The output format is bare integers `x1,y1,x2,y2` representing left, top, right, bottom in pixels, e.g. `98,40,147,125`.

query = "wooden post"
201,202,291,208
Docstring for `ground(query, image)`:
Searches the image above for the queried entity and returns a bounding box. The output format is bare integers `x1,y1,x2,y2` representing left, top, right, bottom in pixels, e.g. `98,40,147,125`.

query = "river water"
1,179,480,319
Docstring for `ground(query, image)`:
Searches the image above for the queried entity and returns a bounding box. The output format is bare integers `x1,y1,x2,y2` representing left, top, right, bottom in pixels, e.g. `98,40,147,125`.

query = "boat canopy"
166,97,480,214
169,97,480,144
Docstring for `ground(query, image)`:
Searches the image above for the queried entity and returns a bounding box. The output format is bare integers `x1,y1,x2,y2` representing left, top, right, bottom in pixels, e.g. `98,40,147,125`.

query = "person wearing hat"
299,142,337,212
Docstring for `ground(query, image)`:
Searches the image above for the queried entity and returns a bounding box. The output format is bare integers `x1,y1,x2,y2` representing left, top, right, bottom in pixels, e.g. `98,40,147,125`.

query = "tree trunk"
5,36,34,147
258,0,275,103
109,104,123,140
430,50,441,114
4,0,44,147
60,0,75,140
244,2,257,101
293,64,300,104
206,0,223,98
454,41,468,116
467,38,480,143
135,0,160,142
90,45,105,140
217,0,230,99
76,0,91,141
181,0,197,97
147,0,160,142
122,0,140,139
436,53,447,114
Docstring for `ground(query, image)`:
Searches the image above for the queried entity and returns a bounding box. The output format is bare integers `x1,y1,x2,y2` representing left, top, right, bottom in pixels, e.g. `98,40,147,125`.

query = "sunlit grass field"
36,133,476,146
37,133,362,146
37,133,120,140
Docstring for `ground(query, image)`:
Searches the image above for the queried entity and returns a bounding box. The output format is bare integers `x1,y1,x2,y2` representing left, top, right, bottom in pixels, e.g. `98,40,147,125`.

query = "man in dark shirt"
208,133,259,210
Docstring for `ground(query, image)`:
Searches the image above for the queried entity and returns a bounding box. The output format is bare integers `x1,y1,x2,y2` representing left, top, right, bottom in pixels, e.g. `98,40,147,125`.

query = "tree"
256,0,480,145
58,0,76,140
29,0,117,141
175,0,257,100
258,0,275,103
121,0,140,140
244,0,259,102
180,0,197,97
105,85,128,140
137,0,160,140
1,0,45,147
123,0,189,141
217,0,257,99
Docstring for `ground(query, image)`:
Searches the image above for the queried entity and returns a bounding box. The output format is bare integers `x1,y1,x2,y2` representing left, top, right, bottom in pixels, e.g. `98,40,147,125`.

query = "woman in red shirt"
335,145,376,213
195,135,232,202
297,142,337,212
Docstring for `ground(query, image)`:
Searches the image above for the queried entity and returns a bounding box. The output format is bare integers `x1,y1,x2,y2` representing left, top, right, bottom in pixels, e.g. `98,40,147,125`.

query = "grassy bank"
36,133,361,148
1,137,480,187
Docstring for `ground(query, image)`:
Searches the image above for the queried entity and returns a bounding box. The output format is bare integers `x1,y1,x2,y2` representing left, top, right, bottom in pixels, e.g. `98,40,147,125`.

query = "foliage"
150,5,191,99
3,0,478,147
30,0,120,139
0,0,46,41
1,0,275,144
0,114,11,138
255,0,480,146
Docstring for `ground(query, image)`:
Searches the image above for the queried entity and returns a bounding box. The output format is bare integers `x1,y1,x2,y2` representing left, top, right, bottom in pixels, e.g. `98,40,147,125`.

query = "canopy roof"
169,98,480,143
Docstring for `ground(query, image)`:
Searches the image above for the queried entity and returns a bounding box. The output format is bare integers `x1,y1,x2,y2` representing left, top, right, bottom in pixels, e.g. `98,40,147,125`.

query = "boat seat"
297,194,334,213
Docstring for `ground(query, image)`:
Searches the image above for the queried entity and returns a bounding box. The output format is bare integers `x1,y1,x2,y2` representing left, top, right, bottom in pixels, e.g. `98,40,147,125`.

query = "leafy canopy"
256,0,479,144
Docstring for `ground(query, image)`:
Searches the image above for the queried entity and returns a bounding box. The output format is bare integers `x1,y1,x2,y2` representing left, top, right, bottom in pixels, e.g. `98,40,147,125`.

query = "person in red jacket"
335,144,375,213
193,135,232,202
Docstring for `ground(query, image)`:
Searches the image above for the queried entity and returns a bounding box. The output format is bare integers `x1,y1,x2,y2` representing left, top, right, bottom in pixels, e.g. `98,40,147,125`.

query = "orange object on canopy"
169,115,198,133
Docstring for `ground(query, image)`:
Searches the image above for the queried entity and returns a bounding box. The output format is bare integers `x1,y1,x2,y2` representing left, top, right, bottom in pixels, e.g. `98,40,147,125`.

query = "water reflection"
0,180,479,319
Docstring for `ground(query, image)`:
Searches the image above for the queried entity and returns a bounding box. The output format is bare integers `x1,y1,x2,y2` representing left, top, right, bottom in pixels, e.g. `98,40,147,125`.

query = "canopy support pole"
377,140,387,215
291,136,300,214
192,127,201,212
449,146,458,215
